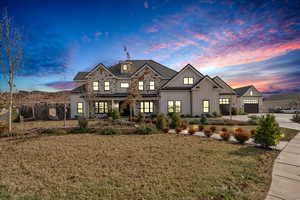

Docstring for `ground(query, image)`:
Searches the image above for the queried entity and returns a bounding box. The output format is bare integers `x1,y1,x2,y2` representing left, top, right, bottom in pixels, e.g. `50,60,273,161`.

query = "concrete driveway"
223,113,300,130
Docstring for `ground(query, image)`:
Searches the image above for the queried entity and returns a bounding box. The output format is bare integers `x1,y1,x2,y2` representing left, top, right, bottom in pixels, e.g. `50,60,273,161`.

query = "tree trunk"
8,82,13,133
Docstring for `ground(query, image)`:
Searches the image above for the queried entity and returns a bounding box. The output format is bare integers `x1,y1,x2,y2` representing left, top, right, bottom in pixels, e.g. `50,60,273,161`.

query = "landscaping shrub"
210,126,216,133
204,129,213,137
231,107,237,115
170,113,181,129
111,109,121,120
200,114,208,125
253,114,282,148
248,115,260,125
219,131,230,141
198,125,204,132
162,127,169,133
136,112,145,123
235,127,243,133
156,113,167,130
212,111,218,117
250,128,256,135
292,113,300,123
145,118,152,123
181,120,188,130
234,131,251,144
221,127,228,132
175,127,183,134
135,124,157,135
189,119,200,125
78,117,88,131
150,113,157,119
188,127,196,135
99,127,121,135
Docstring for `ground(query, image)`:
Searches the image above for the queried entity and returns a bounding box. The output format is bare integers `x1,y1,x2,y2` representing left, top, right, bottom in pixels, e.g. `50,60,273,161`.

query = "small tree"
200,114,207,125
254,114,282,148
170,112,181,129
156,112,167,130
111,109,120,120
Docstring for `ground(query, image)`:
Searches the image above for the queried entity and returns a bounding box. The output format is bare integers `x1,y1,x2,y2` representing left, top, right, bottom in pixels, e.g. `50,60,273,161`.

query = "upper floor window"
122,64,128,71
183,77,194,85
93,81,99,91
104,81,110,91
250,90,253,96
120,82,129,88
138,81,144,90
203,100,209,113
77,102,83,114
149,81,155,90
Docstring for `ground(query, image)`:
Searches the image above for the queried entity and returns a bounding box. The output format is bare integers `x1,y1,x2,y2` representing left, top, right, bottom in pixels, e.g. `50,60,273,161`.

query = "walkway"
223,114,300,200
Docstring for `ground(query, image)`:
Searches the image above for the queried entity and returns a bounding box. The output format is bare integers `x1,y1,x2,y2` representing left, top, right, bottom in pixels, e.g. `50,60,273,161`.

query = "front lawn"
0,134,278,200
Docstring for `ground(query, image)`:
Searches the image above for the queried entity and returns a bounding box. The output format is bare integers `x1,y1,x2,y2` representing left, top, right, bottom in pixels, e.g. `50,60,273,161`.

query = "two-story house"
70,60,263,118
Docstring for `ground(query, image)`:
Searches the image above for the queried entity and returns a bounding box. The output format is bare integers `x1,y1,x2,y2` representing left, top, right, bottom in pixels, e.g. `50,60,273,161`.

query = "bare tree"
0,10,23,133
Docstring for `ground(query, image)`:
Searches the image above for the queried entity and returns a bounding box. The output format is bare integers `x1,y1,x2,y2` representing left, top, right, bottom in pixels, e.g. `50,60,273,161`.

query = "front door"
119,101,130,116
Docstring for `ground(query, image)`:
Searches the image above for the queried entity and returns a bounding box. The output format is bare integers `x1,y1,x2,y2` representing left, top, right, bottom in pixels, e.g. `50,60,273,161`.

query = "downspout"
190,89,193,116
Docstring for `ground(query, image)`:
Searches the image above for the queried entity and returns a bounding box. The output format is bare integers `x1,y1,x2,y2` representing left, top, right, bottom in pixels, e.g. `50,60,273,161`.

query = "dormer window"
250,90,253,96
122,64,128,71
93,81,99,91
183,77,194,85
138,81,144,90
149,81,155,90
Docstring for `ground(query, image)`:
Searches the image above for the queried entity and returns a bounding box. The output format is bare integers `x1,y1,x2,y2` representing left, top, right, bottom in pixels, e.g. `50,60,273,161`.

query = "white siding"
159,90,191,115
70,95,89,119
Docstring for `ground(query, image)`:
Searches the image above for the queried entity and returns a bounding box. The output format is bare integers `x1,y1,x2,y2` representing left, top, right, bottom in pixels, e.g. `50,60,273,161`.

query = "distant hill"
0,90,71,107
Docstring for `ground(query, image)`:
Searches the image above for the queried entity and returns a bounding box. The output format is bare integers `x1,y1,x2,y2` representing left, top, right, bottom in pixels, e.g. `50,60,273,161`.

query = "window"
149,81,155,90
120,82,129,88
250,90,253,96
138,81,144,90
95,102,108,113
93,81,99,91
168,100,181,113
122,64,128,71
203,100,209,113
140,101,153,113
77,102,83,114
183,77,194,85
104,81,110,91
219,98,229,104
168,101,174,113
175,101,181,113
244,99,258,104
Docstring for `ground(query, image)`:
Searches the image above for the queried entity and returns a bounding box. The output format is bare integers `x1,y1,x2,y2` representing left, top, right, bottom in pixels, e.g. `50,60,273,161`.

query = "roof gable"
213,76,236,94
131,63,162,78
234,85,262,97
192,76,222,89
162,64,204,88
86,63,116,77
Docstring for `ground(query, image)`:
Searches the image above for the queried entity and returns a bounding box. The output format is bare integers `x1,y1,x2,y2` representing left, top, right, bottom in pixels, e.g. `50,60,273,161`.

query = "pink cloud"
147,42,169,52
268,29,277,33
193,33,212,43
145,27,158,33
233,19,245,25
223,31,238,40
144,0,149,9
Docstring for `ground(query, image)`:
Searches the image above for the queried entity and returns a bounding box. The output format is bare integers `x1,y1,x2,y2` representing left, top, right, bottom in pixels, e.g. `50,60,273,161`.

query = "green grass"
0,134,278,200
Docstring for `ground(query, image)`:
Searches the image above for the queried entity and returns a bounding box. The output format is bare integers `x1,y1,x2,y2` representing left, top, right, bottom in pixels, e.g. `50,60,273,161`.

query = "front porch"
86,97,159,118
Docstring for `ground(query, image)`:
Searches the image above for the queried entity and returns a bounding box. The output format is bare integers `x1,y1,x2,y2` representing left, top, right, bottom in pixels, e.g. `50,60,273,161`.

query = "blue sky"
0,0,299,93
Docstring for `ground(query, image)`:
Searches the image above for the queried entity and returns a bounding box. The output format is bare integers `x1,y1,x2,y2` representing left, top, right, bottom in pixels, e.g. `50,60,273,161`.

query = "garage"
243,99,259,113
244,104,259,113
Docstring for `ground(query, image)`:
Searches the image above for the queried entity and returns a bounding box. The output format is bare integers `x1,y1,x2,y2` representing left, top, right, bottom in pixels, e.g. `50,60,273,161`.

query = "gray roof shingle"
234,85,252,96
73,72,89,80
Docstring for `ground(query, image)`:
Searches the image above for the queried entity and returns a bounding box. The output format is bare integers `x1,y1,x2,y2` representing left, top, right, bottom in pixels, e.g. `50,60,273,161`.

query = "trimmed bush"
210,126,216,133
234,131,251,144
181,121,188,130
135,124,157,135
189,119,200,125
111,109,121,120
250,128,256,135
292,113,300,123
156,113,167,130
198,125,204,132
170,113,182,129
78,117,88,131
136,112,145,123
188,127,196,135
221,127,228,132
253,114,282,148
235,127,243,133
175,127,183,134
219,131,230,141
162,127,170,133
212,111,218,117
99,127,121,135
204,129,213,137
145,118,152,124
200,114,208,125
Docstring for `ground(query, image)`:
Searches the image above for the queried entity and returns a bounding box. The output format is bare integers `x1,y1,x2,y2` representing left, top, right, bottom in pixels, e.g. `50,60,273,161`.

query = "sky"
0,0,299,94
